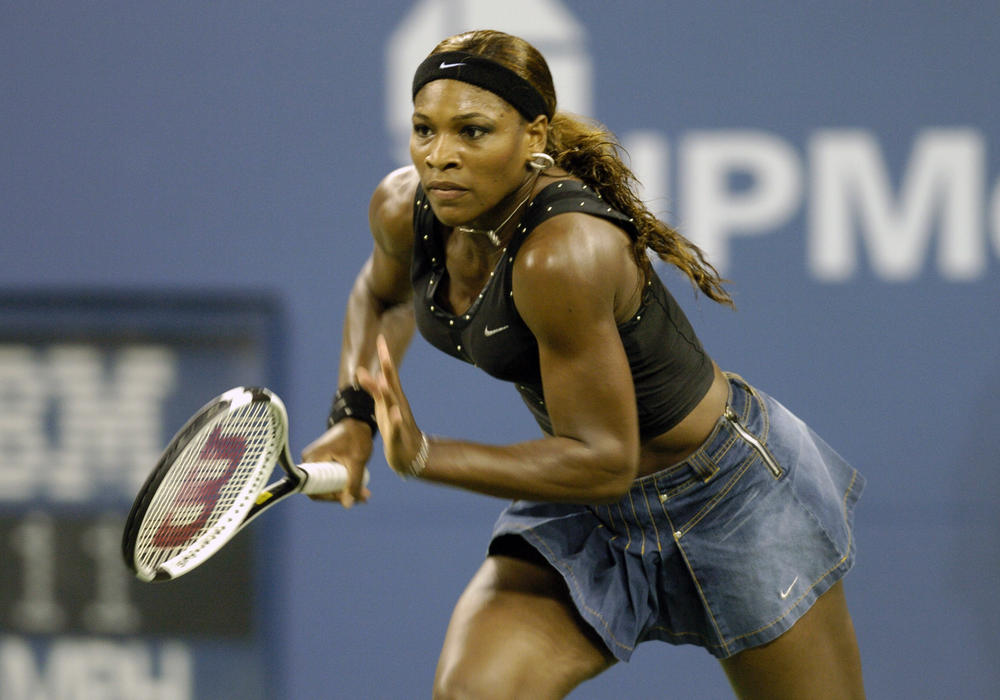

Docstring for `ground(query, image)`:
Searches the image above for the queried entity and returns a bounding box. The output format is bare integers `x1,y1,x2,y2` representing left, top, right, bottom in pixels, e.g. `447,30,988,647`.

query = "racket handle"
298,462,370,495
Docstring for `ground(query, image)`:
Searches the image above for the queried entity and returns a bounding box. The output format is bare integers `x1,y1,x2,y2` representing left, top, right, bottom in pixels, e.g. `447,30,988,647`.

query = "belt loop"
723,371,754,421
688,450,719,482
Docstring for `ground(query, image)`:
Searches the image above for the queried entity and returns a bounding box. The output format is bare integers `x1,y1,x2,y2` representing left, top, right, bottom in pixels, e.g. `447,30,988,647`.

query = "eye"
460,125,489,139
412,123,432,138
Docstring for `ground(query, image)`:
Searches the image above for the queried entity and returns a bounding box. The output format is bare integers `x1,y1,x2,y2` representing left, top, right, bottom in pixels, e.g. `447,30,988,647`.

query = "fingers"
356,336,407,428
308,486,369,507
338,485,362,508
375,335,399,389
356,364,393,426
349,334,424,480
357,336,399,395
300,421,374,509
355,365,377,396
374,335,413,425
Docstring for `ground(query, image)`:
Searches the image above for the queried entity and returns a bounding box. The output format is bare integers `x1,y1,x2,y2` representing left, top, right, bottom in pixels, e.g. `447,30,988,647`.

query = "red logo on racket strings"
152,427,249,548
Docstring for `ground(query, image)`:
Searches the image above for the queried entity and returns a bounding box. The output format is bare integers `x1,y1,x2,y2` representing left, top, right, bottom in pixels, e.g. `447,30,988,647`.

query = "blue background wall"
2,1,998,697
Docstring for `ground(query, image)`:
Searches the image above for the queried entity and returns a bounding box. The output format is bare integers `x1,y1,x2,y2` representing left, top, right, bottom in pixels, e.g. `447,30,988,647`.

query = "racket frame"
123,387,322,582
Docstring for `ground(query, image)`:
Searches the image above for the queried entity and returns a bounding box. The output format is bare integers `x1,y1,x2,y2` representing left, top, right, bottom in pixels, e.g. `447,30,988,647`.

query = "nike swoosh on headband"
439,61,466,69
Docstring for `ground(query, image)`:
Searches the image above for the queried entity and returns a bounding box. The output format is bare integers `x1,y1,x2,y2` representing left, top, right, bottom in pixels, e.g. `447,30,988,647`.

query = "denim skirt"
489,373,865,660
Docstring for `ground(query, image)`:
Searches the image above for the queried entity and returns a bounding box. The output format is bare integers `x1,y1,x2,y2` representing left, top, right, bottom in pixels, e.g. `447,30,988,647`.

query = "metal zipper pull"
724,407,784,479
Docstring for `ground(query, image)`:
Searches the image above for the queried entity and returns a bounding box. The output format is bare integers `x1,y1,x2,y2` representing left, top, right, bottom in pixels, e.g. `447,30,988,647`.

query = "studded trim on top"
409,179,716,439
412,180,638,336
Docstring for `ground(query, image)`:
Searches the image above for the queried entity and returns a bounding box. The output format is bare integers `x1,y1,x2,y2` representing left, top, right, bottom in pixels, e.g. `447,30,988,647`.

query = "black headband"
411,51,551,121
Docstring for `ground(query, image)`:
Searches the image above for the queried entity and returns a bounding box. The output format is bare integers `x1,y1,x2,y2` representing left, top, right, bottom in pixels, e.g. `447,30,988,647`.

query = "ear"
523,114,549,155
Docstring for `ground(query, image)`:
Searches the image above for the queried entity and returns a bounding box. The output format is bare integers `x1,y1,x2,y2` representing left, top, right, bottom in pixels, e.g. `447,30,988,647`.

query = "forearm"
338,257,415,387
417,434,637,505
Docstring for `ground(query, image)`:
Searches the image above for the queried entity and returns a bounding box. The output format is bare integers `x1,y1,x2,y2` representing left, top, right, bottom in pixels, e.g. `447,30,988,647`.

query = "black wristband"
327,385,378,436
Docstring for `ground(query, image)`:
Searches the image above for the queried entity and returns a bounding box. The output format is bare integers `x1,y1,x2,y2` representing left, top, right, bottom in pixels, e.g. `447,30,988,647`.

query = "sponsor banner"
0,293,283,700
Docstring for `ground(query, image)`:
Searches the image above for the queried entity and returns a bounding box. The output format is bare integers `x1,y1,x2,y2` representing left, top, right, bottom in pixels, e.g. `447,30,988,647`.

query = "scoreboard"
0,292,284,700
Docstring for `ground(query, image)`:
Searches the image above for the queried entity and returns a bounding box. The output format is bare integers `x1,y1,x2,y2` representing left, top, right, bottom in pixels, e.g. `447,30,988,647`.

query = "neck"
457,171,539,248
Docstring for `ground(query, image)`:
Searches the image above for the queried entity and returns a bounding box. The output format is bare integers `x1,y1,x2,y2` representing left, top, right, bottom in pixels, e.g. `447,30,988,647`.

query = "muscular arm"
301,167,418,501
416,214,642,504
339,168,419,388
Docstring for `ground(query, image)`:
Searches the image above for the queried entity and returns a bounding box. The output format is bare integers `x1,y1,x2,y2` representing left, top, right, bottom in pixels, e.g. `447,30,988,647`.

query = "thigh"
434,555,615,700
719,581,865,700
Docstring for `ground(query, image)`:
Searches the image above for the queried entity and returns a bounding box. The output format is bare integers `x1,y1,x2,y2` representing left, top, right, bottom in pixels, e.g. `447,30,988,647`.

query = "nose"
424,134,459,171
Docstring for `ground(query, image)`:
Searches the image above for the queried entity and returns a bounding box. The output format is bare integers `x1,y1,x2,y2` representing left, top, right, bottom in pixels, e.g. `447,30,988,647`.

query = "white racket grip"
298,462,370,495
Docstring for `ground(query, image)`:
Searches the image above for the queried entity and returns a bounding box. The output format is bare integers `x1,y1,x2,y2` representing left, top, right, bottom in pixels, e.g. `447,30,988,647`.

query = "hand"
355,335,426,478
301,419,373,507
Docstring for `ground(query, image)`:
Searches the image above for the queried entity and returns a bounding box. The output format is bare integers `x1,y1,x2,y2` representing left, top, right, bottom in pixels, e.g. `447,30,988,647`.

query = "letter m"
809,129,985,281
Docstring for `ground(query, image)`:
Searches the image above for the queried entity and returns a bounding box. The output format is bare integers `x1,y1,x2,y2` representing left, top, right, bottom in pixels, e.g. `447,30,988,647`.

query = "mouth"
425,180,469,201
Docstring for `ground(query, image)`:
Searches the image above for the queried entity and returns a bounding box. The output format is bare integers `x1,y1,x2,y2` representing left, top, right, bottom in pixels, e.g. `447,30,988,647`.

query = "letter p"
681,131,802,273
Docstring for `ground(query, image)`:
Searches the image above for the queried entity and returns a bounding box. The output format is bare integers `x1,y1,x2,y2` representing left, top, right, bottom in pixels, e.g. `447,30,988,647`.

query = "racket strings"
133,401,281,575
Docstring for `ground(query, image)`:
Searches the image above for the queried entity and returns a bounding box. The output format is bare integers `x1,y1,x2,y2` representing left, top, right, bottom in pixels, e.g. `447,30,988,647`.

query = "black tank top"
411,180,715,440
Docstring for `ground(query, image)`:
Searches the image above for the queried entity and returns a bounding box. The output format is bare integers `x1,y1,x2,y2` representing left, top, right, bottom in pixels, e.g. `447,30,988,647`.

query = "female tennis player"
303,29,866,699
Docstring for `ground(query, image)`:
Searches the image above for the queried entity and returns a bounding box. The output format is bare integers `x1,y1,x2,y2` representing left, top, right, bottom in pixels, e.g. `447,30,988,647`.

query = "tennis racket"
122,386,368,582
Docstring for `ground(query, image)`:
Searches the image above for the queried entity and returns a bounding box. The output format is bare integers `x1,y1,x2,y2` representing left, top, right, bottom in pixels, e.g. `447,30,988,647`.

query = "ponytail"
546,112,734,307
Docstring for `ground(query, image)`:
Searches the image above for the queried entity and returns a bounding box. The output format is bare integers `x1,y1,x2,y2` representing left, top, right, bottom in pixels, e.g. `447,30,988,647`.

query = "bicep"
514,231,639,456
535,313,638,453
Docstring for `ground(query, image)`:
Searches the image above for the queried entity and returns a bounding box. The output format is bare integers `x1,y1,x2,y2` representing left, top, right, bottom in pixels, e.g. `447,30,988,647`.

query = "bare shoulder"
369,166,420,259
515,212,635,296
513,208,642,337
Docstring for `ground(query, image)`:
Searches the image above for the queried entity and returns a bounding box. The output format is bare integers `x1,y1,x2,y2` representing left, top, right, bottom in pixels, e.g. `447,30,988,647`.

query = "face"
410,79,545,229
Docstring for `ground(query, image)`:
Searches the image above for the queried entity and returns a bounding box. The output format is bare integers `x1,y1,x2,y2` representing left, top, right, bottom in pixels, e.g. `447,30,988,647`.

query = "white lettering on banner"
388,2,998,281
10,512,66,634
810,129,985,281
624,128,997,281
680,131,803,273
0,638,192,700
81,514,142,633
0,346,47,497
0,344,177,502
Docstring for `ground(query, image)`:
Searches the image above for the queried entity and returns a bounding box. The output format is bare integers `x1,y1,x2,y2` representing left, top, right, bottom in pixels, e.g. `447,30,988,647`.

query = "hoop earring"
528,152,555,171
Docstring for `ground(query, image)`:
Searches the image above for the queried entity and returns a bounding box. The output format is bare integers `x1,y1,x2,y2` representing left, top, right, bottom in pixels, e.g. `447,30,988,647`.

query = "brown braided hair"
429,30,734,307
